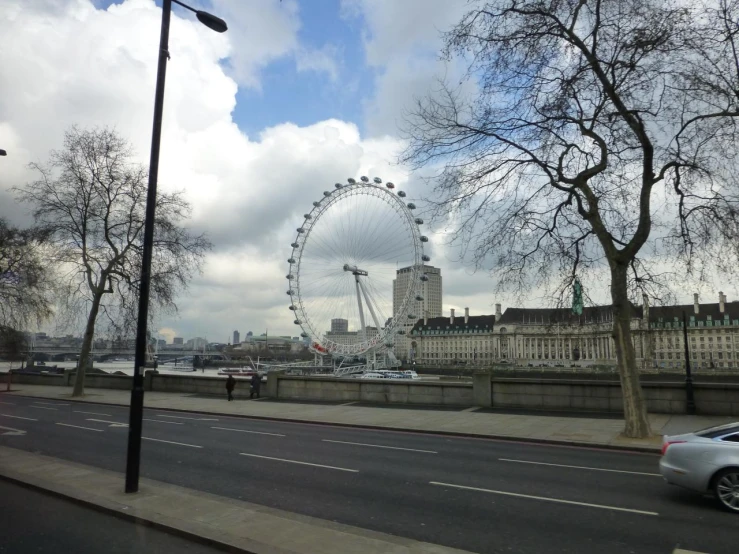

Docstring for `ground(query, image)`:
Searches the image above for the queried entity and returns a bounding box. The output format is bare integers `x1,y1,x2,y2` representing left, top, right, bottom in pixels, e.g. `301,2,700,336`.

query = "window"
721,434,739,443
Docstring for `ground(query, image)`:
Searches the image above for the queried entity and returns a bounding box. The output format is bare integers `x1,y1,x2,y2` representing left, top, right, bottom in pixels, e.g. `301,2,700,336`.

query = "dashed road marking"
0,425,26,436
143,437,202,448
211,426,284,437
338,401,358,406
74,411,112,417
673,549,709,554
157,414,218,421
56,423,103,432
31,401,70,406
430,481,659,516
0,401,16,405
86,418,128,428
240,452,359,473
29,405,58,411
143,418,183,425
498,458,661,477
322,439,437,454
0,414,37,421
461,407,481,412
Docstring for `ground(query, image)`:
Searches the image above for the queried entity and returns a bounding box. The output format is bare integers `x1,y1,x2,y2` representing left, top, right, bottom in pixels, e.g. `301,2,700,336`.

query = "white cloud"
295,44,340,82
0,0,412,341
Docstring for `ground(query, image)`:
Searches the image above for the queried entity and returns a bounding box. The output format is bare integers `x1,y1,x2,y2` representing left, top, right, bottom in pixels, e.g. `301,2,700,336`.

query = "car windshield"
694,423,739,437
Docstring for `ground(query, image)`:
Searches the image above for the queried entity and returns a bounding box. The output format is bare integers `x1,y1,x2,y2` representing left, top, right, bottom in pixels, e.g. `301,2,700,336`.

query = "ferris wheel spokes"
343,263,385,343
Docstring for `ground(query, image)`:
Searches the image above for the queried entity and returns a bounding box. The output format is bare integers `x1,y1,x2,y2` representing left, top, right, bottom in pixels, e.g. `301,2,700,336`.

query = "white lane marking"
0,425,26,436
86,418,128,428
142,437,202,448
0,401,16,405
338,401,357,406
211,426,284,437
74,411,112,417
31,401,70,406
56,423,103,433
461,407,480,412
143,418,183,425
0,414,37,421
498,458,661,477
430,481,659,516
673,549,709,554
322,439,437,454
156,414,218,421
240,453,359,473
29,406,58,411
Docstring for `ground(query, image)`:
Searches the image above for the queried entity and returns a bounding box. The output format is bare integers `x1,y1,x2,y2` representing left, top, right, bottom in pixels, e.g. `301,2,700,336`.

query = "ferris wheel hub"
343,264,368,276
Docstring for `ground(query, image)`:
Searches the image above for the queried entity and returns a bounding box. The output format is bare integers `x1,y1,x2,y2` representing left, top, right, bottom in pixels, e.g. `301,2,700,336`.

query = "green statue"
572,277,583,316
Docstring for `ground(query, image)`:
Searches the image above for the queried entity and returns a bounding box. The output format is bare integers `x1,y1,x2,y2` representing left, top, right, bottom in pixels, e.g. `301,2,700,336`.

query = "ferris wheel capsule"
360,176,369,182
420,236,429,242
323,191,332,197
373,177,382,184
415,295,424,301
407,203,416,209
414,218,423,224
287,290,294,295
297,228,305,233
286,274,294,280
347,178,356,184
289,305,296,310
288,258,295,263
422,255,430,262
300,332,308,338
294,320,301,325
386,182,395,189
313,201,321,207
291,242,299,248
397,191,406,197
420,274,429,281
335,183,343,189
304,214,312,220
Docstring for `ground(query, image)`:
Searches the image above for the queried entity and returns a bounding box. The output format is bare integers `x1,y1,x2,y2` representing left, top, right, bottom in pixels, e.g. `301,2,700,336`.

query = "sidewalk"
4,384,735,451
0,446,470,554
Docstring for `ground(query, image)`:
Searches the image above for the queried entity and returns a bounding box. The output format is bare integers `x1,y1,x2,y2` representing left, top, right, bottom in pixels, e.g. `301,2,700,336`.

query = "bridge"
22,347,227,362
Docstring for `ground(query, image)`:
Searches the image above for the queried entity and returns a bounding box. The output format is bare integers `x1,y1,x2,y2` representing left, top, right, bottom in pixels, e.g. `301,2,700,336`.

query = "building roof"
496,304,642,326
648,302,739,323
410,315,496,335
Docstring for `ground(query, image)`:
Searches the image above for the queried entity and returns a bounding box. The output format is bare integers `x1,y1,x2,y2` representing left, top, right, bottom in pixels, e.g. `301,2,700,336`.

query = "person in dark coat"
250,372,261,399
225,374,236,401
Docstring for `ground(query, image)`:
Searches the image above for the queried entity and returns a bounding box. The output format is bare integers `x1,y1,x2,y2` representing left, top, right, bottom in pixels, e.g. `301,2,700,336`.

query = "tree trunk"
72,292,103,397
610,265,651,438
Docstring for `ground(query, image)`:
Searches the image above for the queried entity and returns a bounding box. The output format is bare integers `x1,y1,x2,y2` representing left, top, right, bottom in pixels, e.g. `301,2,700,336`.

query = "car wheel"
713,468,739,513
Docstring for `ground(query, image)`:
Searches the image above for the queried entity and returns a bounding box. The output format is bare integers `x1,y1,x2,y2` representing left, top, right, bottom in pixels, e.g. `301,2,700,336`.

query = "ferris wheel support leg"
357,279,383,332
354,275,367,342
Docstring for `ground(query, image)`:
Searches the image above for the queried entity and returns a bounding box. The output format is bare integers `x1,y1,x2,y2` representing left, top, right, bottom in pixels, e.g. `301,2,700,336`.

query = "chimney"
450,308,455,324
495,303,502,321
464,307,469,324
694,293,699,315
719,292,725,313
642,293,649,321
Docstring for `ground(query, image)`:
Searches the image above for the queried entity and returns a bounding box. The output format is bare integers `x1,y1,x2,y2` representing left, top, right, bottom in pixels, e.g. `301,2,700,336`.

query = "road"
0,395,735,554
0,479,228,554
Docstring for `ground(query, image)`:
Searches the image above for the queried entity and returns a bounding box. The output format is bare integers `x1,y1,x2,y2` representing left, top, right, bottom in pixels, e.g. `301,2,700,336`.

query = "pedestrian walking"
250,372,261,399
226,374,235,401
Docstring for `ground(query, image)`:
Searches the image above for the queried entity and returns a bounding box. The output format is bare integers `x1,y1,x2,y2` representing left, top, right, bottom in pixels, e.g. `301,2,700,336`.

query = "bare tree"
402,0,739,437
0,218,54,330
15,127,211,397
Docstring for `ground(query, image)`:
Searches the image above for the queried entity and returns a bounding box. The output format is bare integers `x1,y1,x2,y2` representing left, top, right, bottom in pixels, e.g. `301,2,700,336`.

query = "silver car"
660,422,739,512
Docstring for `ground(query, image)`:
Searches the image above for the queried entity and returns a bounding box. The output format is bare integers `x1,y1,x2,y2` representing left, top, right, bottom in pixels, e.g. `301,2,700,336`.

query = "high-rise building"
331,318,349,333
232,330,240,345
173,337,184,345
392,265,442,360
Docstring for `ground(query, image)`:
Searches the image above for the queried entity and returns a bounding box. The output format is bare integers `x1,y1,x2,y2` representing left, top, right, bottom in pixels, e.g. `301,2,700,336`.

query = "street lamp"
125,0,227,494
681,311,696,415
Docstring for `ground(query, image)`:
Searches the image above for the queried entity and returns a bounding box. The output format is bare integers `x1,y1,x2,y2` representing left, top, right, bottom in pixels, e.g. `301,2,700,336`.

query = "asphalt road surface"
0,479,228,554
0,395,736,554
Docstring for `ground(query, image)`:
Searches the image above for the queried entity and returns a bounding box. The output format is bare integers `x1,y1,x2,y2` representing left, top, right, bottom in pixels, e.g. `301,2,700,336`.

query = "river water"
0,360,246,377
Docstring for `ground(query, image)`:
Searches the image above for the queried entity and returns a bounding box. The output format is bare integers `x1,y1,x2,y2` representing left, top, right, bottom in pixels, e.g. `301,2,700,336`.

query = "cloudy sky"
0,0,734,344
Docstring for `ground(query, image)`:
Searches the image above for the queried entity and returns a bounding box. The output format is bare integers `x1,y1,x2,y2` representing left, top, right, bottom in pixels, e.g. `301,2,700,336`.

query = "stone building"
408,292,739,370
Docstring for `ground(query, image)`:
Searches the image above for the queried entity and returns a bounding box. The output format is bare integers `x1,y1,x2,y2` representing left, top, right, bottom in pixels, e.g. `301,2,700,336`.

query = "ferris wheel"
287,177,429,358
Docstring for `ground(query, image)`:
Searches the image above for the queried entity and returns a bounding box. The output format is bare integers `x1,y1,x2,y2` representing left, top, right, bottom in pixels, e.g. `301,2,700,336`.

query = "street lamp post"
681,311,697,415
125,0,226,494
